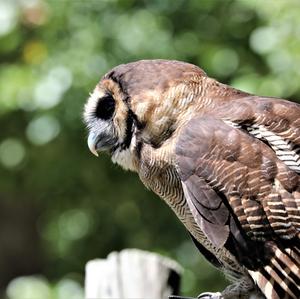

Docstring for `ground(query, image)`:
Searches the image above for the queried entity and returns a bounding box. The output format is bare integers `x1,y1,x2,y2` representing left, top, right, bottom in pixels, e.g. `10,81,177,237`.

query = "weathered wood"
85,248,183,299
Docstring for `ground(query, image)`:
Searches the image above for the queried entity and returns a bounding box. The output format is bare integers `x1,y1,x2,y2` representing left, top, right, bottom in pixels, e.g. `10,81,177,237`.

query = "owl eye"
95,94,115,120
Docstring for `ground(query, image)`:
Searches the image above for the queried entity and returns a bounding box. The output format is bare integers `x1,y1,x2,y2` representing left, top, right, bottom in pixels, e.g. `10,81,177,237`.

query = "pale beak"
87,132,99,157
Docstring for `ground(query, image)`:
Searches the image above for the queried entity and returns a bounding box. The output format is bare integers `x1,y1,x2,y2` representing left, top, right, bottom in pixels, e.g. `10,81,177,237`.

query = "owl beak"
87,127,118,156
87,132,99,157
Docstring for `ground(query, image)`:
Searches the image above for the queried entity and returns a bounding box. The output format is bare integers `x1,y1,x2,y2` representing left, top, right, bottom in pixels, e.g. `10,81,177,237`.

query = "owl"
83,60,300,299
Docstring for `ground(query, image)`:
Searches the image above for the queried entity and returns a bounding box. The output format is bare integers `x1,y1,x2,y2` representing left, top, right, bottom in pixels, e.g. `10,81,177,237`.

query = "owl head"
83,59,208,170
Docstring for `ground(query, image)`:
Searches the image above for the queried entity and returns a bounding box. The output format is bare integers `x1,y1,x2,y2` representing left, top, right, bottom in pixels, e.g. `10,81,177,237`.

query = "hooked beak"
87,132,99,157
87,130,118,157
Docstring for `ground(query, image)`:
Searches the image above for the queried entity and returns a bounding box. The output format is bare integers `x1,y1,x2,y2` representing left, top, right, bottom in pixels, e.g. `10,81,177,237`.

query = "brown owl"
83,60,300,299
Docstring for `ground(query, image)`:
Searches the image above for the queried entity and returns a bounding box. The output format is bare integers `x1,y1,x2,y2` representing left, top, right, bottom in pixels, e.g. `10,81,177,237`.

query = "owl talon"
169,296,196,299
197,292,222,299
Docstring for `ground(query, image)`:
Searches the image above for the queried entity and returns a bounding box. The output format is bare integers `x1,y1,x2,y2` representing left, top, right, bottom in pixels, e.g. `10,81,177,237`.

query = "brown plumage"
83,60,300,299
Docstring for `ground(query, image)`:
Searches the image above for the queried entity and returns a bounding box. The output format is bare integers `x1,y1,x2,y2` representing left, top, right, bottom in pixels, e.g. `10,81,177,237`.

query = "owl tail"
249,245,300,299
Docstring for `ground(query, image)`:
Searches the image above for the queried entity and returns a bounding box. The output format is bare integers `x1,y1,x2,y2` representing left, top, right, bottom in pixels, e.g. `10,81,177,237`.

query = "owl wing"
175,99,300,299
212,96,300,173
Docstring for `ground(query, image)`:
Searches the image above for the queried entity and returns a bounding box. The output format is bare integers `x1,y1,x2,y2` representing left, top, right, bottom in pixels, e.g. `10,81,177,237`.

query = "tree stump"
85,248,183,299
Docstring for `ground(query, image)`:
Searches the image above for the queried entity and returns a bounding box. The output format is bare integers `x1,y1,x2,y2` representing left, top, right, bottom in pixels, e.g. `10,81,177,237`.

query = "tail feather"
269,258,298,297
249,246,300,299
249,268,281,299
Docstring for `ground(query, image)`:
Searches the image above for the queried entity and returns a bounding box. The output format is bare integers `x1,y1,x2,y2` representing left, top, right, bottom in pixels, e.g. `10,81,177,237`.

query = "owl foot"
169,296,196,299
197,292,222,299
168,294,222,299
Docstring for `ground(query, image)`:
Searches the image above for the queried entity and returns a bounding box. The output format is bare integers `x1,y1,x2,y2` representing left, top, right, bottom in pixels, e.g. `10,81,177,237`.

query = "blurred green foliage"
0,0,300,298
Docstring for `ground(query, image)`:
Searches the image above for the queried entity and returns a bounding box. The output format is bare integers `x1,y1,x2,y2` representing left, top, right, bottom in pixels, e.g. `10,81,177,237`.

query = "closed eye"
95,94,115,120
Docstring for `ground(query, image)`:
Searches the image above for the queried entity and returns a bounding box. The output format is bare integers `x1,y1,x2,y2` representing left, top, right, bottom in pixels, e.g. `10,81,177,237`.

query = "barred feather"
249,245,300,299
247,124,300,174
176,115,300,299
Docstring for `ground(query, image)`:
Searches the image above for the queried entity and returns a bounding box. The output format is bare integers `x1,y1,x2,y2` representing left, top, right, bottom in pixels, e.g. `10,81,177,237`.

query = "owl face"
83,75,137,170
83,59,206,170
84,90,118,155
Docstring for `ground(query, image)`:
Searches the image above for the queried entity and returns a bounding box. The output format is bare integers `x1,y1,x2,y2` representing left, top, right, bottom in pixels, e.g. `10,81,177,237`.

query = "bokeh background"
1,0,300,298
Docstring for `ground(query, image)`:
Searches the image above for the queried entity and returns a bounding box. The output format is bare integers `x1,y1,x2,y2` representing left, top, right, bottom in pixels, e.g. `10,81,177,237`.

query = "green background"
1,0,300,298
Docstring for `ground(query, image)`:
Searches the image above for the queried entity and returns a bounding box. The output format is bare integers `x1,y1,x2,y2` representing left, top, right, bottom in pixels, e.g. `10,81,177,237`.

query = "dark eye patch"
95,94,115,120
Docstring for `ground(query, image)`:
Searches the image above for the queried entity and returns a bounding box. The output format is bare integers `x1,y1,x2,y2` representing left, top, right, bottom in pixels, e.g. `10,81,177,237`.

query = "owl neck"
111,126,140,172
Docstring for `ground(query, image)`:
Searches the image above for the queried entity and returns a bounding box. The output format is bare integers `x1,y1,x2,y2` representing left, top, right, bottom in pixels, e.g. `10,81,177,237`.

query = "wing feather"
175,113,300,299
213,96,300,173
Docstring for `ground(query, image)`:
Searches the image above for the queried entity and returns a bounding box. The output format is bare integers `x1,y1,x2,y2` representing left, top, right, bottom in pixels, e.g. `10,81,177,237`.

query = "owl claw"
197,292,222,299
168,296,196,299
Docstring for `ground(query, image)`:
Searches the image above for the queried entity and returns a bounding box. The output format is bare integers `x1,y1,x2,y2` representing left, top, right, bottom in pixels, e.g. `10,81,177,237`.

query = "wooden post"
85,248,183,299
